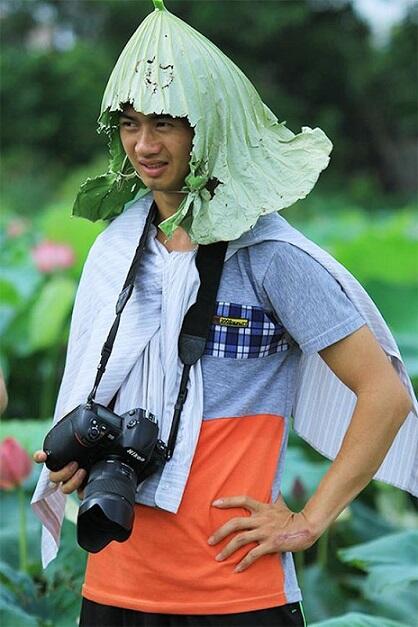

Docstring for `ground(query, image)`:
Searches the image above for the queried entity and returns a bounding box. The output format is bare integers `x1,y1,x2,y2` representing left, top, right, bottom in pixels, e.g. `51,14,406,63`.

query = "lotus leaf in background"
338,530,418,597
289,207,418,381
310,612,409,627
28,277,76,353
74,0,332,244
0,560,40,627
0,517,86,627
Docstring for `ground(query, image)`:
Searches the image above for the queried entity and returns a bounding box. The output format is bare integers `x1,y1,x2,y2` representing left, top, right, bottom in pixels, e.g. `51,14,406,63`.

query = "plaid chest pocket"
204,301,289,359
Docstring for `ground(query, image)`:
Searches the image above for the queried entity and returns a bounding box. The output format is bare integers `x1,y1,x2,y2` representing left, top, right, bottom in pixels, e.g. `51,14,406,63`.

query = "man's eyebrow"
118,112,136,121
118,111,174,121
148,113,175,120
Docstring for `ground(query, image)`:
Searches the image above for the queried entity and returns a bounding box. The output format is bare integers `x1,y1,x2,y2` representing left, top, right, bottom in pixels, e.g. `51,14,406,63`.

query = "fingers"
49,461,79,484
47,461,87,496
208,496,313,573
235,544,268,573
33,450,47,464
212,495,264,513
208,516,258,546
233,522,316,572
33,448,88,496
60,468,87,495
209,496,265,547
214,529,261,562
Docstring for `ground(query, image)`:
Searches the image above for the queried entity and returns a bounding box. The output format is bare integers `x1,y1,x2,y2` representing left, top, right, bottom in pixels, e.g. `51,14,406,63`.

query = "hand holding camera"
33,450,87,497
39,402,167,553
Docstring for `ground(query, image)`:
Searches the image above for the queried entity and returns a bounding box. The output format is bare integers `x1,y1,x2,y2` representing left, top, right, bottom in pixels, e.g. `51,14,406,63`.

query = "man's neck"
152,190,186,223
152,190,195,251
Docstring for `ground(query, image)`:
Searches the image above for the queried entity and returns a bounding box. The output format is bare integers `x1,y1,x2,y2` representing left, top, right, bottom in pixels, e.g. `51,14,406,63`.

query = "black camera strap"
166,240,227,459
87,201,158,403
86,200,228,461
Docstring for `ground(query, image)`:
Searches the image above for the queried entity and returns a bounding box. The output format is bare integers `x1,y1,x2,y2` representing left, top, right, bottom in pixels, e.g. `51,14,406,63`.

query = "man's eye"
156,120,173,128
120,120,135,128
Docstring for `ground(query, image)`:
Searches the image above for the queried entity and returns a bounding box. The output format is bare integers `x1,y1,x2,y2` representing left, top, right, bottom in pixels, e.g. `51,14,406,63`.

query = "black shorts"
79,598,306,627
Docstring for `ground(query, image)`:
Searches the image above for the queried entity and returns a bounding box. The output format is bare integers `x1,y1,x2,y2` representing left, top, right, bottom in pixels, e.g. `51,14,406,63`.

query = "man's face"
119,105,194,192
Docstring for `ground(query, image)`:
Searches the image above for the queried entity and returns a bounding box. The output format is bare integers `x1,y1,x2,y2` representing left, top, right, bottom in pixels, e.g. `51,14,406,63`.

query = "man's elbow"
400,390,413,417
359,377,414,431
391,385,413,427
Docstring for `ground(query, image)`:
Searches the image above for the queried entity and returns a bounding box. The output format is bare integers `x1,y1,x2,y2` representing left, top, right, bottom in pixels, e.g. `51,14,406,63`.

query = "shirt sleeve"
262,242,366,355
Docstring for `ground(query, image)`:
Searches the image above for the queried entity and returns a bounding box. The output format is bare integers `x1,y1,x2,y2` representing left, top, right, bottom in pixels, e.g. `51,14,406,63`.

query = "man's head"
119,105,193,193
74,0,332,244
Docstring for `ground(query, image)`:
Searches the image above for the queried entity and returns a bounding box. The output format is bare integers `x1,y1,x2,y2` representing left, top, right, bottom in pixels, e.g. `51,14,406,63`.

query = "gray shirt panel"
202,240,365,421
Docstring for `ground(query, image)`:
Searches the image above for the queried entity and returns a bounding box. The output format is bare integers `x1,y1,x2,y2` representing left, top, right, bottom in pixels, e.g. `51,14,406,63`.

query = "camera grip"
43,413,80,471
43,404,94,471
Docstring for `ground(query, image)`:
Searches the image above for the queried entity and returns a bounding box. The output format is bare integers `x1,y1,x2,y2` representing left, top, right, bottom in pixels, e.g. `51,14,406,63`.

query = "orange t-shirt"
83,413,291,614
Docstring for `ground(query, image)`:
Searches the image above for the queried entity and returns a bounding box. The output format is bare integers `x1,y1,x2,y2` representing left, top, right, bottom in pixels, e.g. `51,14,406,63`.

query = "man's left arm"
299,323,412,535
208,325,413,571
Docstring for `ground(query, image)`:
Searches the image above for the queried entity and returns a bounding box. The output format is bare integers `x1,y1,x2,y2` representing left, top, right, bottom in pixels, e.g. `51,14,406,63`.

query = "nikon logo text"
213,315,249,328
127,448,146,462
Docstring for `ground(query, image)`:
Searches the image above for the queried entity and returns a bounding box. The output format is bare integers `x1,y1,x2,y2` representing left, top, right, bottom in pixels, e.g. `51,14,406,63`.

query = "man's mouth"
139,161,169,177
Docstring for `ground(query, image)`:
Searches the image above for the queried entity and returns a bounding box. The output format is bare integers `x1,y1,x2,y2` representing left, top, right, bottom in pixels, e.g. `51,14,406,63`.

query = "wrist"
300,489,341,537
300,505,332,538
300,458,375,536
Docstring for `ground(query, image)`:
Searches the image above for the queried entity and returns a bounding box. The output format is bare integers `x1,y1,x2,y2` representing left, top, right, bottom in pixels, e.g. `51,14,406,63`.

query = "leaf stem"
153,0,166,11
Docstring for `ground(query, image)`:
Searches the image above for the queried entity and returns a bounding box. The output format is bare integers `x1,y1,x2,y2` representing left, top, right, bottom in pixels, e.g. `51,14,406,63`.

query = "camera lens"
77,457,137,553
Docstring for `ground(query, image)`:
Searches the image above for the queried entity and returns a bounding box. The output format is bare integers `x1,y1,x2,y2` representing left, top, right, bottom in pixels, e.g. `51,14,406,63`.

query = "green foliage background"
0,1,417,625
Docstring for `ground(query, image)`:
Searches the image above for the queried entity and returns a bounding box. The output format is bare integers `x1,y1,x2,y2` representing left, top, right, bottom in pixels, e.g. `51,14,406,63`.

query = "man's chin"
146,182,186,194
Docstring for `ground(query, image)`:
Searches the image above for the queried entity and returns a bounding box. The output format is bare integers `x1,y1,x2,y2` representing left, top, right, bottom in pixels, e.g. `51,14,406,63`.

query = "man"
33,2,416,626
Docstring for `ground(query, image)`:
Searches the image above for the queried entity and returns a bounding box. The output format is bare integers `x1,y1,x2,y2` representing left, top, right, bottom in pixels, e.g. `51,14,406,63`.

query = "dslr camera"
43,401,167,553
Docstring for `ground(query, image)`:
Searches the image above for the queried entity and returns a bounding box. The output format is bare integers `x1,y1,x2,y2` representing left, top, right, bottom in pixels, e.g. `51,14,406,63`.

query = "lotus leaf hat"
73,0,333,244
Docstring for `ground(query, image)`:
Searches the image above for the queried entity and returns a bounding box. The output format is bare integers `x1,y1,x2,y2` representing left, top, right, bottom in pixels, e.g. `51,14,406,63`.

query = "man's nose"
134,128,162,157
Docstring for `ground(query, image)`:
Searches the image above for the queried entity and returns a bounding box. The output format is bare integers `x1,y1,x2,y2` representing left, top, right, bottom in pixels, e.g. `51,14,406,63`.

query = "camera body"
43,401,167,552
43,402,123,472
43,401,165,478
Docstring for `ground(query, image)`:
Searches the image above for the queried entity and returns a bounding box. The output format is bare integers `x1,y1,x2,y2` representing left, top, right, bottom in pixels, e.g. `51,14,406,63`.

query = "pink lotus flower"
31,240,75,273
0,437,33,490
